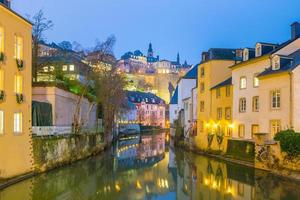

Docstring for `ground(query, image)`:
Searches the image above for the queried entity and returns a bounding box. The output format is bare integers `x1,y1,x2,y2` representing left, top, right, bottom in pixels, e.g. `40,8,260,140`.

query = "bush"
274,129,300,157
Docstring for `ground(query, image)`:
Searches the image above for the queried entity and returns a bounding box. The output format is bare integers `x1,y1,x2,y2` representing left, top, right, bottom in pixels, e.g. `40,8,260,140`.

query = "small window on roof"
272,55,280,70
243,49,249,61
256,43,262,57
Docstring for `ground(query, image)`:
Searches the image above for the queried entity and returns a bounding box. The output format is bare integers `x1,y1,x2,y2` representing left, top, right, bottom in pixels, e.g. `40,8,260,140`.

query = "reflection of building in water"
175,152,257,200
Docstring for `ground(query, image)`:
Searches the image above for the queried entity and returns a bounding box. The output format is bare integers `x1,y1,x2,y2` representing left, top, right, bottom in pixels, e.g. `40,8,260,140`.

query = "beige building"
195,48,240,150
0,2,34,178
258,26,300,139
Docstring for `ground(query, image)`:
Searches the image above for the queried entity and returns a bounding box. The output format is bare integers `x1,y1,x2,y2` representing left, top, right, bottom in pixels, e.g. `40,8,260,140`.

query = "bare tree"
30,10,53,82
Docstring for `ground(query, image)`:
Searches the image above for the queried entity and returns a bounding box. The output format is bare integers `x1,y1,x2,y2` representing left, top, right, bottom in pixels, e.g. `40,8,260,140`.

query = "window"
225,107,231,120
14,35,23,60
239,98,246,113
272,55,280,70
253,73,259,87
238,183,244,197
200,101,204,112
270,120,281,137
200,67,205,77
0,70,4,91
252,96,259,112
62,65,68,71
14,112,22,133
226,85,230,97
240,77,247,89
199,121,204,132
43,66,49,72
216,88,221,98
225,126,232,137
14,75,23,94
0,111,3,134
252,124,259,138
243,48,249,61
217,108,222,120
49,66,55,72
238,124,245,138
200,82,205,93
0,27,3,52
69,65,75,71
271,90,280,109
256,43,261,57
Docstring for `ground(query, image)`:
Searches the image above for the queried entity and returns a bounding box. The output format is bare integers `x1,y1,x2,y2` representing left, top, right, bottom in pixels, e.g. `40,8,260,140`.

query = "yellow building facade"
195,55,236,152
0,3,33,178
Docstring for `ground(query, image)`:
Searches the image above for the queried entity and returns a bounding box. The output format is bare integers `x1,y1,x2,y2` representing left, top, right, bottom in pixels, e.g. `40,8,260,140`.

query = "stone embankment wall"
33,134,105,172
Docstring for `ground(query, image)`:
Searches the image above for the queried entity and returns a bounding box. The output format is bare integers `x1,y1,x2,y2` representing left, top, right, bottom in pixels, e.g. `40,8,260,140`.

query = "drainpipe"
289,72,294,129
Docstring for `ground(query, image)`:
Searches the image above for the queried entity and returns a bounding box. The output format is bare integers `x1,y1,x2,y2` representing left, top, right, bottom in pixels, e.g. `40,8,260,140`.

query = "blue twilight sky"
12,0,300,64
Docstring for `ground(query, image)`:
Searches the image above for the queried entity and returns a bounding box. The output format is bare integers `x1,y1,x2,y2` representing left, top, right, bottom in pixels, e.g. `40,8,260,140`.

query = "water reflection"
0,132,299,200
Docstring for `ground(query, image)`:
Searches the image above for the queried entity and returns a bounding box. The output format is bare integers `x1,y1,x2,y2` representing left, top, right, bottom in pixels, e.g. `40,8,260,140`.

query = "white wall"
178,79,197,110
169,104,179,126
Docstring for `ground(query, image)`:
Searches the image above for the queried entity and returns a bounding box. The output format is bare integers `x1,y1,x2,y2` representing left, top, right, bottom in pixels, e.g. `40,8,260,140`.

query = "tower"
148,43,154,58
177,52,180,64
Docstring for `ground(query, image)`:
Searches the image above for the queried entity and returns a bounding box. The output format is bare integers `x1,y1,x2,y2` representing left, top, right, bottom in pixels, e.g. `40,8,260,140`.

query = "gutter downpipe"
289,71,294,129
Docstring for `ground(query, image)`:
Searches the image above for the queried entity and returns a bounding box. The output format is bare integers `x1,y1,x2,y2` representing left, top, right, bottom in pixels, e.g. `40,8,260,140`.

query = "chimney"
0,0,11,8
291,22,300,40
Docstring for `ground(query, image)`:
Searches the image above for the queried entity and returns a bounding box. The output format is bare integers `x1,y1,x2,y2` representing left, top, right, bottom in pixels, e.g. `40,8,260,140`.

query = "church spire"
148,43,154,57
177,52,180,64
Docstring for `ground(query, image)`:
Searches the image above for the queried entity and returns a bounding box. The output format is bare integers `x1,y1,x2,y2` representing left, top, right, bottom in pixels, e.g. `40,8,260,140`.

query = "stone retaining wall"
33,134,105,172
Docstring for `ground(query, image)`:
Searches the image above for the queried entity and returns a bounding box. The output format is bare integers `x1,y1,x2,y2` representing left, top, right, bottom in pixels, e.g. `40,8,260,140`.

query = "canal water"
1,132,300,200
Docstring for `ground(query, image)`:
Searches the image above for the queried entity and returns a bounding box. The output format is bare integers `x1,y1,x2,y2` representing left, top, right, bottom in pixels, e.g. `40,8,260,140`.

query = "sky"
12,0,300,64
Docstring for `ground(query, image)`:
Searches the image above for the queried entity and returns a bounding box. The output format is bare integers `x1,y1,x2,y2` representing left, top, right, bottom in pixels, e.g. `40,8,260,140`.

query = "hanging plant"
217,132,224,148
16,93,24,104
0,90,4,102
16,59,24,70
0,52,4,63
207,133,214,148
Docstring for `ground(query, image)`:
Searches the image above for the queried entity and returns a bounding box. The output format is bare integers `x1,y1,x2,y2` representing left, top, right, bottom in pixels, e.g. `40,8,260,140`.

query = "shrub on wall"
274,129,300,157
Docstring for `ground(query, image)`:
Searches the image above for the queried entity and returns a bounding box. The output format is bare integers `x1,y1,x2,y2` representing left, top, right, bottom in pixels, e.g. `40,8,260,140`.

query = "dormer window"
256,43,262,57
272,55,280,70
243,49,249,61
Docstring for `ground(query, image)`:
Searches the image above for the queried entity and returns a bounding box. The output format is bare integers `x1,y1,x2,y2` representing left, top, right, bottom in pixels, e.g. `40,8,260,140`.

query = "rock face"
33,134,105,172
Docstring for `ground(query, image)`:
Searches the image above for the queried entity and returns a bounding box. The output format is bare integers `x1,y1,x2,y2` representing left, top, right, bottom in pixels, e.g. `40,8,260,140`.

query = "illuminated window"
252,96,259,112
69,65,75,71
240,77,247,89
239,98,246,113
253,73,259,87
14,75,23,94
14,35,23,60
216,88,221,98
252,124,259,138
270,120,281,137
0,110,3,134
43,66,49,72
225,107,231,120
49,66,55,71
0,27,3,52
62,65,68,71
14,112,22,133
238,124,245,138
271,90,280,109
217,107,222,120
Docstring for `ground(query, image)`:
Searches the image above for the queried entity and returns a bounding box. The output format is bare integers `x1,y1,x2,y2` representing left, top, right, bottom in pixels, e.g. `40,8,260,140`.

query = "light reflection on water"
0,131,300,200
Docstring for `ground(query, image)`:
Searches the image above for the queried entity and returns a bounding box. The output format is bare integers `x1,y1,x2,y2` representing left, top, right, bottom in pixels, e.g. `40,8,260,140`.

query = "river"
0,131,300,200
